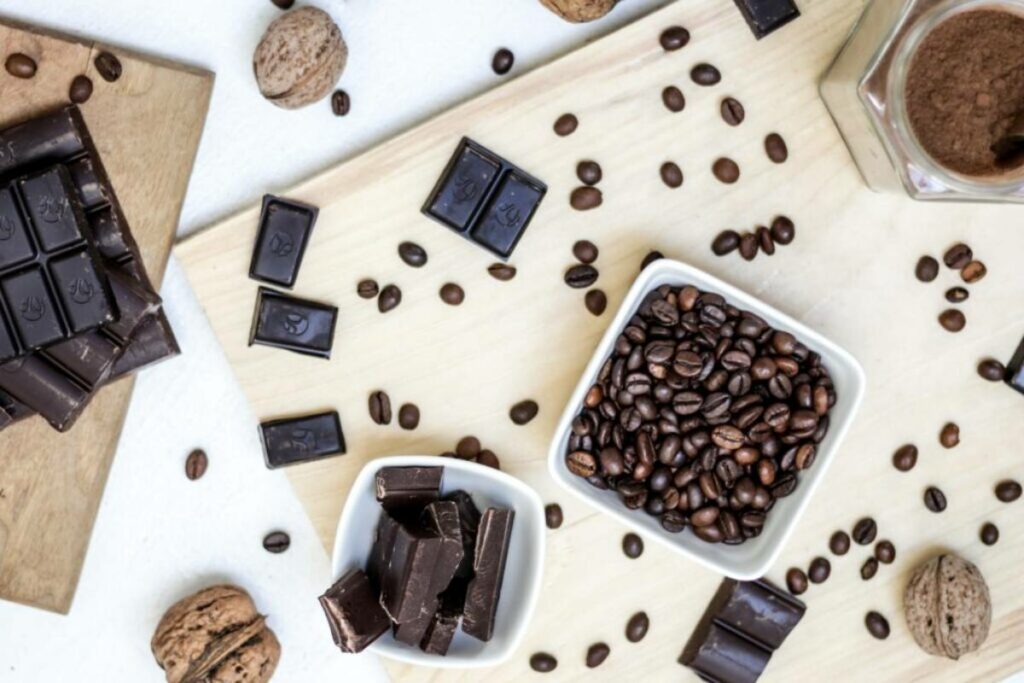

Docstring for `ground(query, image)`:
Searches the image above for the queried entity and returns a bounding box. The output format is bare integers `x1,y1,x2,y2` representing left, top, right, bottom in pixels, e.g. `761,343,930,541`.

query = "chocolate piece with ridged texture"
462,507,514,641
319,569,391,653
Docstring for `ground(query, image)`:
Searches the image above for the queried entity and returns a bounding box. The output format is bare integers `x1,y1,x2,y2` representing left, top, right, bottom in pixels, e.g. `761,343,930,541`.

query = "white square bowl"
547,259,865,580
330,455,546,668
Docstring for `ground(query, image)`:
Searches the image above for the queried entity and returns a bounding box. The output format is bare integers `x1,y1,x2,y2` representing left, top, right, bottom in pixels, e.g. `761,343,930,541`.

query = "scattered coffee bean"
640,250,663,270
945,286,969,303
923,486,947,512
662,85,686,112
69,75,93,103
565,264,599,288
331,89,351,116
570,186,603,211
492,48,514,75
786,567,809,595
5,53,37,79
586,642,611,668
995,479,1022,502
829,530,851,556
875,540,895,564
757,226,775,255
357,278,379,299
476,450,500,470
739,232,759,260
573,240,599,264
691,63,721,86
622,532,644,559
660,162,684,188
659,25,691,51
978,359,1005,381
554,113,578,136
577,161,602,186
808,557,831,584
712,230,741,256
721,97,745,126
943,243,972,270
368,390,392,425
440,283,465,305
892,444,918,472
398,403,420,430
488,263,517,281
865,611,890,640
262,531,290,554
585,289,607,316
915,256,939,282
765,133,788,163
938,309,966,332
545,503,563,529
770,215,795,245
625,611,649,642
378,284,402,312
961,260,987,283
529,653,557,673
510,399,539,425
980,522,999,545
456,436,481,460
271,0,295,8
852,518,877,545
566,450,597,477
861,557,879,580
939,422,960,448
94,51,122,82
712,157,740,184
398,241,427,267
185,449,208,481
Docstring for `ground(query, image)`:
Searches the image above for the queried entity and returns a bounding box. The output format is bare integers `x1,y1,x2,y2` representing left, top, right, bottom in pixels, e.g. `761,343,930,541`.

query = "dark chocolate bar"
319,568,391,654
375,466,443,512
0,354,89,431
731,0,800,39
444,490,481,578
1006,334,1024,395
249,287,337,359
379,520,443,624
462,507,514,642
420,582,466,656
259,410,346,469
422,138,545,259
368,511,402,593
249,195,318,288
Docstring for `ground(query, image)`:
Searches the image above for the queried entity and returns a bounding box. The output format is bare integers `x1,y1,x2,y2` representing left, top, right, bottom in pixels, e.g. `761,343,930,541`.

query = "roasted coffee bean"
368,390,392,425
545,503,563,529
865,612,890,640
185,449,208,480
69,75,93,103
378,284,402,312
640,250,664,271
625,611,650,642
943,243,972,270
924,486,947,512
770,216,795,245
573,239,599,264
488,263,516,281
330,89,351,116
510,399,539,425
875,540,896,564
939,422,960,448
94,51,122,82
577,161,602,186
721,97,745,126
962,260,987,283
915,255,939,282
398,241,427,267
262,531,290,553
585,289,608,316
477,449,501,470
692,506,720,528
271,0,295,8
764,133,788,163
861,557,879,580
492,48,514,75
980,522,999,545
977,359,1005,381
529,653,557,673
736,232,758,261
939,309,966,332
852,517,877,545
808,557,831,583
786,567,808,595
662,85,686,112
398,403,420,430
892,443,917,472
457,436,481,460
712,230,741,256
711,425,744,450
564,264,599,289
622,532,644,559
713,157,740,184
691,63,721,85
829,530,851,555
357,278,379,298
661,510,687,532
660,25,691,50
570,186,603,211
568,450,598,477
5,53,37,79
995,479,1022,502
586,642,611,668
660,162,684,188
554,113,578,136
757,226,775,255
440,283,465,305
945,286,969,303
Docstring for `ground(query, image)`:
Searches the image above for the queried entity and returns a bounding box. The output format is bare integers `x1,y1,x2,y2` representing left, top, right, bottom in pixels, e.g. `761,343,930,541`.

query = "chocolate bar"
319,568,391,653
249,287,337,359
444,490,481,578
258,410,346,469
379,519,443,624
732,0,800,39
680,579,806,683
1007,334,1024,395
420,582,466,656
462,507,514,642
422,138,546,259
249,195,318,289
375,466,442,512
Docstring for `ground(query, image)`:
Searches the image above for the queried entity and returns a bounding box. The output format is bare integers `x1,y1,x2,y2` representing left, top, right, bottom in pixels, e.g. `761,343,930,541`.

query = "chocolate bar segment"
1006,334,1024,395
249,195,318,288
319,568,391,653
420,582,466,656
462,507,514,642
249,287,337,359
375,466,442,512
732,0,800,39
259,410,346,469
379,521,443,624
682,622,773,683
0,355,89,431
425,140,501,231
444,490,481,578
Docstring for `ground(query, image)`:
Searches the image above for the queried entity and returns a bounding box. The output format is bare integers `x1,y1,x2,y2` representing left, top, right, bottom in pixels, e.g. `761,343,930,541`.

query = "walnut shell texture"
903,554,991,660
539,0,618,22
253,6,347,109
152,584,281,683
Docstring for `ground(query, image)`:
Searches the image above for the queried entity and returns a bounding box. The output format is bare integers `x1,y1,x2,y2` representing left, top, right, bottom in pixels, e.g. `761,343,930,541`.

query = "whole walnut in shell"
253,6,347,109
152,584,280,683
904,554,991,659
539,0,618,22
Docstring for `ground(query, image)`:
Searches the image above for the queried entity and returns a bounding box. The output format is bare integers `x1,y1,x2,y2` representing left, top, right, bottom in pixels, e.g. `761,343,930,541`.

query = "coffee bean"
939,309,965,332
924,486,947,512
865,611,890,640
662,85,686,112
567,450,597,477
585,289,607,316
691,63,721,86
875,540,895,564
398,403,420,430
808,557,831,583
939,422,959,448
721,97,745,126
357,278,379,299
586,642,611,668
861,557,879,580
573,239,599,264
712,230,741,256
477,449,500,470
980,522,999,545
440,283,465,305
770,216,795,245
599,447,624,476
565,264,599,288
622,532,644,559
660,162,684,188
94,51,122,82
554,113,578,136
995,479,1022,502
659,25,691,51
544,503,563,529
712,157,740,184
492,48,514,75
529,653,557,673
739,232,758,260
69,75,93,103
185,449,208,480
510,399,539,425
757,226,775,256
262,531,290,553
625,611,649,642
331,89,351,116
398,241,427,267
368,391,392,425
852,517,877,545
945,286,969,303
786,567,808,595
271,0,295,8
712,425,744,450
570,186,603,211
378,284,401,312
488,263,516,280
5,53,37,79
829,530,851,555
764,133,788,163
943,243,972,270
892,444,918,472
915,255,939,282
456,436,481,460
961,260,987,283
640,250,663,270
577,161,602,186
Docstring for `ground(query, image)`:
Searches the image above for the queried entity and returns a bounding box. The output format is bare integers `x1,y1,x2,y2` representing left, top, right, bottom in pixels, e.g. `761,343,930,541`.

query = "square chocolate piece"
319,568,391,653
259,410,346,468
249,287,337,359
732,0,800,39
249,195,318,289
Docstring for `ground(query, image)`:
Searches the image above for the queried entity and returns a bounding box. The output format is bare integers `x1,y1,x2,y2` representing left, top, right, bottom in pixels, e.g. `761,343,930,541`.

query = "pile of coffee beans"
711,216,795,261
563,284,836,545
914,242,987,333
565,240,607,316
439,435,500,470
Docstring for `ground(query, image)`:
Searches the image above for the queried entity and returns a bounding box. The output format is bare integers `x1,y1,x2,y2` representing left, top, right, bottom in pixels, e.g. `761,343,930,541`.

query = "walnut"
539,0,618,23
903,554,991,659
152,584,281,683
253,6,347,109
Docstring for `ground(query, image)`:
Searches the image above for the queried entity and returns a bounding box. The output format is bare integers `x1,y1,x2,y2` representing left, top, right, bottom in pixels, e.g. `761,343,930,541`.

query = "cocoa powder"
905,9,1024,176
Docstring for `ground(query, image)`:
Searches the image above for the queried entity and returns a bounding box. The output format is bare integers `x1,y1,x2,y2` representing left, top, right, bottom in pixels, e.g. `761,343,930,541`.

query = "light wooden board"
0,17,212,613
176,0,1024,680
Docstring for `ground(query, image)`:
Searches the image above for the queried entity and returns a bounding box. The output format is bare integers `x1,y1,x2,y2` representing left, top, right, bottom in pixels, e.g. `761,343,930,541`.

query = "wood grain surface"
0,17,212,614
177,0,1024,680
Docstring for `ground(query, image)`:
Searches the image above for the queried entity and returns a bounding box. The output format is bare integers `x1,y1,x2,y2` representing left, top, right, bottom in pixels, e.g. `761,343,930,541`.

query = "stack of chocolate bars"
0,106,178,433
319,466,515,656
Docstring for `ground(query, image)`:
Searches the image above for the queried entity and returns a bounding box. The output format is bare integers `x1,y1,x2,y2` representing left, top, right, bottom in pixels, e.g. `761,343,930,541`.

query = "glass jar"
821,0,1024,202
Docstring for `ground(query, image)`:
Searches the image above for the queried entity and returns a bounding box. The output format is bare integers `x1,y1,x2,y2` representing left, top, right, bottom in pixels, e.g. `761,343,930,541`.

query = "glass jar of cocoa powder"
821,0,1024,202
